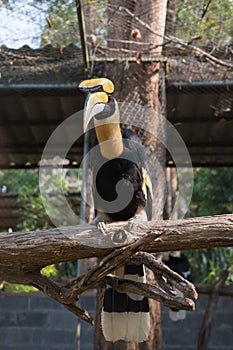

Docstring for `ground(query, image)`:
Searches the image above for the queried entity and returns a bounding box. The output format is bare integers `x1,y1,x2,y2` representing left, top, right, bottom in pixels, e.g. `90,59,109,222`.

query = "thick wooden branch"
196,283,233,297
54,250,198,316
0,214,233,277
59,233,159,302
103,274,195,311
132,252,197,300
0,214,232,323
29,273,94,325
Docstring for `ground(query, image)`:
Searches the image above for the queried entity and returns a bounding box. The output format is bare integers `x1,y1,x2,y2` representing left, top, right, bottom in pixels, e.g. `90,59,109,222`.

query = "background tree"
175,0,233,44
90,0,168,348
0,0,233,348
40,0,79,47
0,167,82,290
185,168,233,284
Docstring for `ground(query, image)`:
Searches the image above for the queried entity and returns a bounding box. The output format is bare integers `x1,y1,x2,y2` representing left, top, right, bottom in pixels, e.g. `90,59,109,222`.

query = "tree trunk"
165,167,178,220
166,0,178,35
197,270,229,350
93,0,168,348
131,2,167,350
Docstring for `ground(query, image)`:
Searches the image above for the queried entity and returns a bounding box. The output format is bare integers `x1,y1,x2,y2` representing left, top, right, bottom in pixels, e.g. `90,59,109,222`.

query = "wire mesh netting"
84,0,233,83
0,0,233,319
1,0,232,133
81,0,233,69
0,0,83,83
0,0,233,230
0,167,82,232
0,0,232,81
0,0,232,126
0,0,80,48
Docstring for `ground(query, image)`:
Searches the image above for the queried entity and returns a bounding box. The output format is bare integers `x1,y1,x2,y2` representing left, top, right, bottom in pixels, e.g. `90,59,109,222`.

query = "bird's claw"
97,221,108,235
92,217,108,235
125,215,140,232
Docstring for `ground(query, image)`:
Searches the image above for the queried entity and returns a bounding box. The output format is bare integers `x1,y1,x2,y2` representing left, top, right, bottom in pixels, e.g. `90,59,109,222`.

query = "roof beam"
167,81,233,94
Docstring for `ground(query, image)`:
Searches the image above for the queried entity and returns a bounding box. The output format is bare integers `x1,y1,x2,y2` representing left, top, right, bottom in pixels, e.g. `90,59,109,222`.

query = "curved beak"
79,78,114,94
83,91,108,132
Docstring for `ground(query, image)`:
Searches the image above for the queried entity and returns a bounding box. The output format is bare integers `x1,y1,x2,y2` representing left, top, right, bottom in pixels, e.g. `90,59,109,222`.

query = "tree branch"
30,273,94,325
103,274,195,311
59,232,160,301
196,283,233,297
132,252,197,300
0,214,232,323
108,4,233,69
197,269,229,350
0,214,232,275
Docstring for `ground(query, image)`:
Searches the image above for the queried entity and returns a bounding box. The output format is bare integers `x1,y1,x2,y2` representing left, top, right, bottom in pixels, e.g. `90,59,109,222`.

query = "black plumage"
79,77,152,342
164,254,191,281
92,128,152,222
164,253,192,318
90,120,151,342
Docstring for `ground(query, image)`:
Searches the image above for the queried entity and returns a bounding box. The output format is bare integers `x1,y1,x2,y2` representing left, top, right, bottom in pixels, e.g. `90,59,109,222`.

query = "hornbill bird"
79,78,153,343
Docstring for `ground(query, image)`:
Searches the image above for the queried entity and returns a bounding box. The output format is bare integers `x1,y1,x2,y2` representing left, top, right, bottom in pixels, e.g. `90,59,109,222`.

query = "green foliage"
0,167,81,291
186,168,233,283
185,247,233,284
4,282,38,292
0,0,13,9
55,261,77,277
40,0,79,47
40,0,108,47
190,168,233,217
4,265,57,292
41,264,57,277
0,169,38,194
17,186,51,232
177,0,233,44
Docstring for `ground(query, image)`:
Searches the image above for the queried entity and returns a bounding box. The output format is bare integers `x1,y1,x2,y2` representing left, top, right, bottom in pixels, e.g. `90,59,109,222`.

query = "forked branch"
0,214,233,323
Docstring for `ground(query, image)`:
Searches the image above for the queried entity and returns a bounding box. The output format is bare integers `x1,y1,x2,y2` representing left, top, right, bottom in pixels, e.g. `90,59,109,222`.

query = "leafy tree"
0,167,81,291
176,0,233,45
0,169,56,291
185,168,233,283
190,168,233,216
0,169,38,194
40,0,79,47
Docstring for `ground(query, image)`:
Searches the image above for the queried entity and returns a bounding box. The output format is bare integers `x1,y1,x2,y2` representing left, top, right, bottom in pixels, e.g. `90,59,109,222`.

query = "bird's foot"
92,217,108,235
125,215,140,232
125,219,134,232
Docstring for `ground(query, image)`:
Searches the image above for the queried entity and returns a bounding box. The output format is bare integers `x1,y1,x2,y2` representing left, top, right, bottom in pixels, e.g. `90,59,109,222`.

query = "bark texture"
1,214,232,277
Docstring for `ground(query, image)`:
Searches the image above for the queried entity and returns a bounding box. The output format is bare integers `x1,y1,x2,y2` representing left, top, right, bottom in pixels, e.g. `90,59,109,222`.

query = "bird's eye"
108,95,113,103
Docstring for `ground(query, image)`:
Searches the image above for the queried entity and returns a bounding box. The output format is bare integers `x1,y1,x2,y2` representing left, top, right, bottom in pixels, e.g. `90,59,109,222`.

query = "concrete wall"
0,293,77,350
161,295,233,350
0,292,232,350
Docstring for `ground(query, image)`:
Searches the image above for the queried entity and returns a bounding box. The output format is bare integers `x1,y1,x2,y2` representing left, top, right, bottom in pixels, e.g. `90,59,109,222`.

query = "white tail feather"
101,312,127,342
126,312,150,342
101,311,150,342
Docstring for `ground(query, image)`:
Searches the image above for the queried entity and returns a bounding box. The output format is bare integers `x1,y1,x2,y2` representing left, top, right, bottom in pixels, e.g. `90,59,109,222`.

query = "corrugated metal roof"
0,81,232,168
0,45,232,168
0,84,85,168
167,81,233,166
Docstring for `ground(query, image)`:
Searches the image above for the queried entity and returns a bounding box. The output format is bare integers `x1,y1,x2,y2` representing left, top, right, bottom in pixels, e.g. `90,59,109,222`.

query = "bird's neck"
95,123,123,159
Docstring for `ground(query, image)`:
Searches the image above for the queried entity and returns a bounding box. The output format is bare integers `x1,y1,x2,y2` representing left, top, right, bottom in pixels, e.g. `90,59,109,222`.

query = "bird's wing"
122,129,153,220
